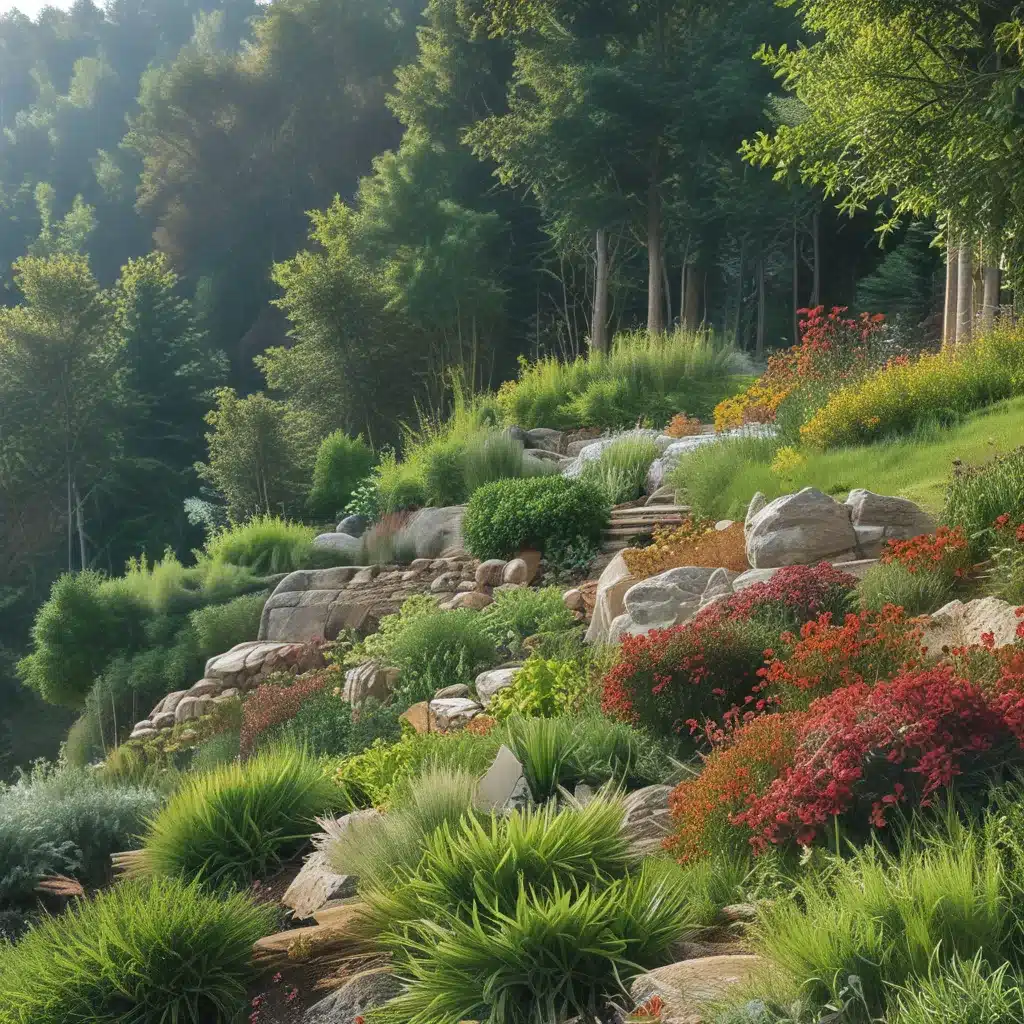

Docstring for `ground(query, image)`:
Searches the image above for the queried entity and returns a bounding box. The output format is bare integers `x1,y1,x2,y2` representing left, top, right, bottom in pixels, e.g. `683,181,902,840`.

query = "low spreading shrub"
753,822,1013,1017
140,746,346,887
0,876,276,1024
623,520,748,578
0,763,160,908
601,618,772,745
375,447,428,513
738,666,1024,851
945,446,1024,556
463,475,610,561
666,713,801,864
665,412,702,437
388,609,499,700
486,657,590,721
344,594,440,668
762,606,924,710
308,431,376,519
188,592,266,658
579,435,659,504
239,671,333,757
801,321,1024,449
480,586,576,655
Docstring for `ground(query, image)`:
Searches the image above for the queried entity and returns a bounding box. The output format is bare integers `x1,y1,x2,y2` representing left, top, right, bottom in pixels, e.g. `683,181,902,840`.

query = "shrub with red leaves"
601,618,773,744
666,713,802,863
761,605,924,710
736,665,1024,851
694,562,858,634
239,672,330,757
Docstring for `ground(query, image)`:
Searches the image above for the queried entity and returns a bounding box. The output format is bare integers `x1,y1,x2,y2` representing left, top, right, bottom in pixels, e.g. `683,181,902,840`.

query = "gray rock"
282,849,357,921
153,690,188,717
151,711,177,730
585,552,637,644
449,590,493,610
303,969,403,1024
434,683,470,699
920,597,1023,658
621,785,673,856
476,744,526,810
646,484,678,506
732,567,781,591
563,588,586,612
624,567,717,627
394,505,466,559
745,492,767,531
715,519,735,532
312,532,363,560
342,662,399,707
573,783,595,806
475,666,521,707
188,679,222,698
524,427,564,453
431,571,462,594
502,558,530,585
745,487,857,569
504,425,529,445
700,567,738,607
845,489,936,558
130,727,159,741
429,697,483,730
336,514,368,538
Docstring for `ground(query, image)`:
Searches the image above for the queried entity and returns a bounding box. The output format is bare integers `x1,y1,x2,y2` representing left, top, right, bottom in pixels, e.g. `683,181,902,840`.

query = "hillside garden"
6,311,1024,1022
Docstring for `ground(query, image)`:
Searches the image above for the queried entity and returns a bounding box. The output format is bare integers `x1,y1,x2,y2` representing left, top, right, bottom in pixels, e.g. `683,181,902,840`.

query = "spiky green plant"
140,745,345,888
0,876,275,1024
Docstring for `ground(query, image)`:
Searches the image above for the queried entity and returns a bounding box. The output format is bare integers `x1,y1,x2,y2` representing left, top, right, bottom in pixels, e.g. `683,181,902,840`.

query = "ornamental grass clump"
0,876,276,1024
140,745,347,888
579,435,660,505
945,446,1024,556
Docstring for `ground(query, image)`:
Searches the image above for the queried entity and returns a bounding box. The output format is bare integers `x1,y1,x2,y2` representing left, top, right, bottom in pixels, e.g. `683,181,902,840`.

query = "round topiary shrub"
462,476,611,560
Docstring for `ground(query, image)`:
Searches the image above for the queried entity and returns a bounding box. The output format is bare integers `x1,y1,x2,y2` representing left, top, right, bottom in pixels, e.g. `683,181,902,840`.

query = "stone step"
604,524,679,539
610,504,690,519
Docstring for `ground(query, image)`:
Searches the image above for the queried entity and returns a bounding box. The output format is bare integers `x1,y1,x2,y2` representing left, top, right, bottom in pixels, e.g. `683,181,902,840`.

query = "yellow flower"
771,445,807,477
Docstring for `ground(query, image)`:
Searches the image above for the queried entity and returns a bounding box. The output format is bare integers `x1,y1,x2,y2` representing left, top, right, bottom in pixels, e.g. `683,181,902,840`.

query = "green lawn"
676,397,1024,521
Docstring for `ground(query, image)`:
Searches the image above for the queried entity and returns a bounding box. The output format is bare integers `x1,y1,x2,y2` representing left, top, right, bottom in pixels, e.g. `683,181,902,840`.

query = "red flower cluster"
695,562,858,632
601,618,770,743
879,526,971,578
239,672,329,756
736,666,1024,850
793,305,887,379
760,606,924,710
665,713,802,863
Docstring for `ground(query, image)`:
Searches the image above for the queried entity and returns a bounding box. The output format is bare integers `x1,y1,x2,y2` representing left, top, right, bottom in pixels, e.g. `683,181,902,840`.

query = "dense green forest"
6,0,1015,775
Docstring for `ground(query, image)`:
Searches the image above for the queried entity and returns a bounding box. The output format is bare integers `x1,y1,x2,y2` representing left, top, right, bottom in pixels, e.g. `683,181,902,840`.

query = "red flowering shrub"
737,666,1024,851
761,606,924,710
695,562,858,634
880,526,971,579
601,618,773,744
239,672,330,757
665,713,802,863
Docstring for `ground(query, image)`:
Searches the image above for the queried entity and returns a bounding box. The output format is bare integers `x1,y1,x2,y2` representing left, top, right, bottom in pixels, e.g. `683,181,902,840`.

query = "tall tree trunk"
811,209,821,307
734,238,746,349
74,480,87,572
943,229,959,348
983,258,1001,333
683,264,700,331
756,258,766,359
592,228,610,354
956,240,974,344
792,221,800,345
661,256,672,330
66,463,73,572
646,176,665,334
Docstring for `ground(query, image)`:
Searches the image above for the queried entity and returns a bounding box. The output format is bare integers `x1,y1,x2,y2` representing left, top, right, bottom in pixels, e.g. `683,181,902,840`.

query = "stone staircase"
601,502,692,554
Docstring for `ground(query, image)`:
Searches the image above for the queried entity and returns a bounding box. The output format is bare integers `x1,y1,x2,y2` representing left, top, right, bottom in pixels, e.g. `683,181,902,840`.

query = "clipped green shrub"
388,609,499,700
141,746,346,888
463,476,610,561
375,449,427,513
945,446,1024,555
0,876,276,1024
580,435,660,505
480,586,576,655
0,762,160,908
188,592,266,657
422,435,470,507
203,515,319,575
308,431,376,519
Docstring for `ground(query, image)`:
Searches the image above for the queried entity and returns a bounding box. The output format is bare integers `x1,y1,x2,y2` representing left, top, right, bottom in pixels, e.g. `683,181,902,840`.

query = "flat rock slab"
282,850,357,921
303,969,403,1023
630,955,765,1024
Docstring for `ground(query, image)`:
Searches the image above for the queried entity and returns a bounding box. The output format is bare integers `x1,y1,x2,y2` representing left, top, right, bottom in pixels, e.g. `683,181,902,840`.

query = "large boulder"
475,666,521,707
630,955,766,1024
394,505,466,559
623,567,718,628
845,489,936,557
336,515,368,538
311,532,363,559
303,969,403,1024
524,427,565,453
745,487,858,568
585,552,637,644
621,785,673,857
476,744,527,810
920,597,1023,658
259,581,376,643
